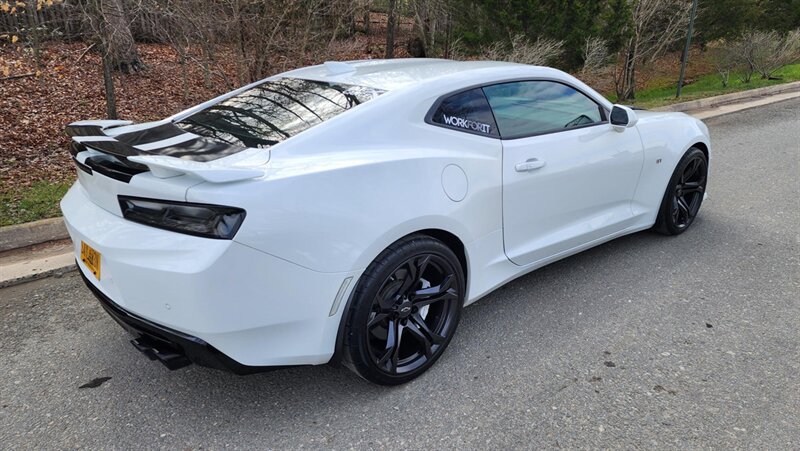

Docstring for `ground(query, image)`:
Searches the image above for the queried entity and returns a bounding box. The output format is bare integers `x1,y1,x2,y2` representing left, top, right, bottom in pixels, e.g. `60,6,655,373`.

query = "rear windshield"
176,78,385,148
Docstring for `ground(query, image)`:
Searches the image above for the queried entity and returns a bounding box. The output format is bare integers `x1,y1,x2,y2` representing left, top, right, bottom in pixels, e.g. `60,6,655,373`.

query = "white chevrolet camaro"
62,59,710,385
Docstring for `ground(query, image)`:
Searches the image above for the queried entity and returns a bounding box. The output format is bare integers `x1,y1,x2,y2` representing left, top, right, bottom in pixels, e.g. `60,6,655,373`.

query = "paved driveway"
1,99,798,449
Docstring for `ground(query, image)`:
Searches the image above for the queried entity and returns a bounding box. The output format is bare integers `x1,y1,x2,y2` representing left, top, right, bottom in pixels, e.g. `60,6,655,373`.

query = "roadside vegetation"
612,63,800,108
0,181,71,227
1,0,798,226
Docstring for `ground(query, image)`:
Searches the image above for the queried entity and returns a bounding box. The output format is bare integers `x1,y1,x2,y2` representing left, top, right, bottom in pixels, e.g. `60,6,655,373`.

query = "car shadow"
116,213,733,414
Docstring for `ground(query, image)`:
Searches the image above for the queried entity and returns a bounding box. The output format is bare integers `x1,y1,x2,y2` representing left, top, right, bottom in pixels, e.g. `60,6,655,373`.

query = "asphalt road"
1,99,798,450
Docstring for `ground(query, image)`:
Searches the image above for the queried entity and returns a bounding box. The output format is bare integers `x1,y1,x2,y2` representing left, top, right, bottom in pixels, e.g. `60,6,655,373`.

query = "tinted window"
177,78,384,148
430,88,499,137
482,81,605,139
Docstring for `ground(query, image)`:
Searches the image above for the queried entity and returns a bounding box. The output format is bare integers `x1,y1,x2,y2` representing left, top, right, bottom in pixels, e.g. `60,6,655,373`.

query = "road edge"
653,81,800,114
0,217,68,252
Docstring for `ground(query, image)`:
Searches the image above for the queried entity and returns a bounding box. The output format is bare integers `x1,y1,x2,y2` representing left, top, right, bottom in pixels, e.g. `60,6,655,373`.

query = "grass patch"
607,63,800,109
0,181,72,227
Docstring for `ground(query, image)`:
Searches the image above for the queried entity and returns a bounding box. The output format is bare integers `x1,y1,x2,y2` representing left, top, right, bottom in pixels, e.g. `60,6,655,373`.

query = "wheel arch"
653,143,709,235
330,227,470,365
676,139,711,190
691,141,709,160
415,228,469,288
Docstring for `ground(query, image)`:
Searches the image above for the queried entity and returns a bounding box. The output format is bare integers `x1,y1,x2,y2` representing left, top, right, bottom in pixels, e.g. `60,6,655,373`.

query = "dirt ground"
1,43,235,193
0,13,416,195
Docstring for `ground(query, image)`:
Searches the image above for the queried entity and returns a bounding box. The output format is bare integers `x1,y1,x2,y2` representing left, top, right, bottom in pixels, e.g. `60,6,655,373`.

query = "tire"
654,147,708,235
341,234,465,385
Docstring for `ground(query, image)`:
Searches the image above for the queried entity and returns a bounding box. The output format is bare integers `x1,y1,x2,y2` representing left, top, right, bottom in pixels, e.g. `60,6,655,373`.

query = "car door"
483,80,644,266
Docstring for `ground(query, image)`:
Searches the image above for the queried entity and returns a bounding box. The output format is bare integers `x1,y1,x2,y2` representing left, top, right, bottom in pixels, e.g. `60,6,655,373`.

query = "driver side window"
482,81,606,139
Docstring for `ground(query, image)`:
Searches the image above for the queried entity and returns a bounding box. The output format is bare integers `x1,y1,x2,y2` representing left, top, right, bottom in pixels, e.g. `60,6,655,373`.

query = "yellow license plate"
80,241,101,280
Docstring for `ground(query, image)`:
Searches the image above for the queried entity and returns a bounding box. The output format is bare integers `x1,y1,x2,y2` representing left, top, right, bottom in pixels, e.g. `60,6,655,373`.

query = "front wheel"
341,235,465,385
654,147,708,235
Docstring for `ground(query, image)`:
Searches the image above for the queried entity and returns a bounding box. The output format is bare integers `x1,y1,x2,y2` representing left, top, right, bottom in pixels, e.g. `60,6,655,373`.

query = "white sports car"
61,59,710,385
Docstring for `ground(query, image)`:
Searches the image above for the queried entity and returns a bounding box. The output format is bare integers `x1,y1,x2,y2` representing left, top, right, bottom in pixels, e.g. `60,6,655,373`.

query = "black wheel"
341,235,465,385
654,147,708,235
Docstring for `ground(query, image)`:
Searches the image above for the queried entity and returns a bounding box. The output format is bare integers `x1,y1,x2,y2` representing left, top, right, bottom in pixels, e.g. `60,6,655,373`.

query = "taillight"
118,196,246,240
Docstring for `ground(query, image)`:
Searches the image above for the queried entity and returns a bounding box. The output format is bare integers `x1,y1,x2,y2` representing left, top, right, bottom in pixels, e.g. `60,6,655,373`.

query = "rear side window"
429,88,499,137
482,81,606,139
177,78,384,148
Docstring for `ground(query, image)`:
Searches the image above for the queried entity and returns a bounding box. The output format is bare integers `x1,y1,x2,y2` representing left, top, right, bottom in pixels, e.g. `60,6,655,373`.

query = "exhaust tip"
131,337,192,371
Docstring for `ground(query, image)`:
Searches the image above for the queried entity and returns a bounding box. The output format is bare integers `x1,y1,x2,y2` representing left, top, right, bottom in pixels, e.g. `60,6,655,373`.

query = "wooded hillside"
0,1,798,224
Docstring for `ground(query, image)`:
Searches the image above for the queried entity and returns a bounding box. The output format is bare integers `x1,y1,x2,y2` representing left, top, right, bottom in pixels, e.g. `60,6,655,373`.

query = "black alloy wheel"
655,147,708,235
342,235,464,385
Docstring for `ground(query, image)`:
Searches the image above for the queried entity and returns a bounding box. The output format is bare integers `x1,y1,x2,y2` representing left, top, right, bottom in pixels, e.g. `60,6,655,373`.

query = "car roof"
280,58,543,91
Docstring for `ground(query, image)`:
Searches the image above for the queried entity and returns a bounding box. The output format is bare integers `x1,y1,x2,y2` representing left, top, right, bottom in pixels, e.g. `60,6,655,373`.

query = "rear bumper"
80,268,274,374
61,182,361,368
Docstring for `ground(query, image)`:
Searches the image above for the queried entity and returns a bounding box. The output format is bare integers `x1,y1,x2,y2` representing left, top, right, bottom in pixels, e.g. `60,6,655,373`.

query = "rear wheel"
342,235,465,385
654,147,708,235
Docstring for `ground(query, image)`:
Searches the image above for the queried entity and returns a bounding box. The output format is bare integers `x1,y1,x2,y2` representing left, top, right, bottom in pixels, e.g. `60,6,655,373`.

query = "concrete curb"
654,81,800,113
0,260,76,289
0,240,76,288
0,217,68,252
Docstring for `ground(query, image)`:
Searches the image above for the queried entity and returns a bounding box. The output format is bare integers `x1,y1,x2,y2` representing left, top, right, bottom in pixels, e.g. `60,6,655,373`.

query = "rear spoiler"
66,120,264,183
127,155,264,183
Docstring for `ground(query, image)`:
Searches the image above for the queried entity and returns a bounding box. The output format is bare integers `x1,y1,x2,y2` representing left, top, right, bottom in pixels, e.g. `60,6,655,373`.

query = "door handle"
515,158,546,172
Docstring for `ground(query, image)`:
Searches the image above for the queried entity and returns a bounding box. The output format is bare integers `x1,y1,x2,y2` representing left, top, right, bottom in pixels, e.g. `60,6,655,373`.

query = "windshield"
176,78,385,148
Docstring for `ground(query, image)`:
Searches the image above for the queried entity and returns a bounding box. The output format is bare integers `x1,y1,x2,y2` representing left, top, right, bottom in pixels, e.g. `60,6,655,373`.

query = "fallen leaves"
0,42,240,195
0,19,415,199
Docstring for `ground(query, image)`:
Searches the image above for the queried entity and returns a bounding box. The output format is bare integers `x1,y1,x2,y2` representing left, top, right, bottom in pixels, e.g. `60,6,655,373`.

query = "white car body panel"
62,184,357,366
500,123,645,266
61,59,711,368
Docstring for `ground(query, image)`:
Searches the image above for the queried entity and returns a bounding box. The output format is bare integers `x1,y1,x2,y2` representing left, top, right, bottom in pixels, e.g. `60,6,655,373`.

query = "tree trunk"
625,64,636,100
444,14,452,58
385,0,396,58
26,4,42,72
101,46,118,119
616,47,637,102
101,0,144,73
201,44,212,89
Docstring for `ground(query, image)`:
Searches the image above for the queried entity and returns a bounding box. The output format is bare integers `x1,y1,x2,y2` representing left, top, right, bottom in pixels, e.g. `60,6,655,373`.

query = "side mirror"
610,105,639,131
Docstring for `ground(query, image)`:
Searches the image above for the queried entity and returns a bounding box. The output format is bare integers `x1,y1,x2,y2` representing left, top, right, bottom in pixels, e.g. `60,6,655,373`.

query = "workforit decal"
441,115,492,134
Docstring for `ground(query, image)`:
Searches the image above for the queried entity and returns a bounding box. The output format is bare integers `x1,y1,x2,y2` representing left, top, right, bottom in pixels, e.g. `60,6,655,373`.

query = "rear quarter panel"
186,89,504,274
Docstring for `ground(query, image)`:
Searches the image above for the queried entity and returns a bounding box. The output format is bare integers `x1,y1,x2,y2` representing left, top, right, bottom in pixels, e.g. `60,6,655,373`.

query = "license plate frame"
80,241,101,280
